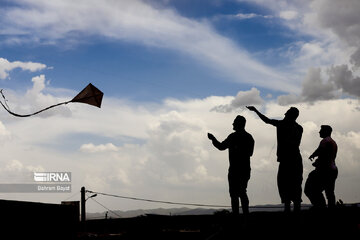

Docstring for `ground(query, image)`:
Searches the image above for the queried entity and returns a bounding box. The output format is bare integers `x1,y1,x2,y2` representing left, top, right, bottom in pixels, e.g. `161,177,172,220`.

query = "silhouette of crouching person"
208,115,255,216
305,125,338,209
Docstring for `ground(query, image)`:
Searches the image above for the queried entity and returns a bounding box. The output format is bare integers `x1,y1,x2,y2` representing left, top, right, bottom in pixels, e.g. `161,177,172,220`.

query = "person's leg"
278,163,291,212
305,170,326,208
293,158,303,212
231,197,240,215
277,164,285,209
324,168,338,208
239,181,249,215
284,201,291,213
305,171,316,205
228,173,240,216
294,201,301,212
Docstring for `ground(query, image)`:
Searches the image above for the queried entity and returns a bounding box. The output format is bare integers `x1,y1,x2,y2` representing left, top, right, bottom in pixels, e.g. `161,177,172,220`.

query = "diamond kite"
0,83,103,117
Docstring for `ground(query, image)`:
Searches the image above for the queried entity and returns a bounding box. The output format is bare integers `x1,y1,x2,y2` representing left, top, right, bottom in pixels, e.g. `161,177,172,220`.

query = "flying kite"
0,83,103,117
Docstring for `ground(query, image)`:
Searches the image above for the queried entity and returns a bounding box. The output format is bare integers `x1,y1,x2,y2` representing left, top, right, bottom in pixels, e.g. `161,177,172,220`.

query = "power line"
87,190,229,208
86,190,287,209
62,191,80,201
86,193,122,218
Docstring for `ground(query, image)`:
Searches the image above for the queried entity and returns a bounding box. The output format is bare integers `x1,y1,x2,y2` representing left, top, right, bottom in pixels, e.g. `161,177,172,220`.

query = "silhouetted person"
208,115,254,216
247,106,303,212
305,125,338,209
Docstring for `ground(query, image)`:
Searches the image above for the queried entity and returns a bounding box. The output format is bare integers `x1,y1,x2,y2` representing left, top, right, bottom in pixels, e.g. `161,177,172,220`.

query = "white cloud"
239,0,360,99
80,143,119,153
0,57,47,80
278,64,360,105
236,0,360,106
307,0,360,65
279,10,298,20
328,65,360,97
0,159,45,184
235,13,259,19
278,67,337,105
3,159,44,173
234,13,273,20
212,88,264,112
4,159,23,172
1,74,72,118
0,121,11,141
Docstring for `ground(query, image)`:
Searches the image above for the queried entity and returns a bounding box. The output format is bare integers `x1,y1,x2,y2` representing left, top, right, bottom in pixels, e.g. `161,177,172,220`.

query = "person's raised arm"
246,106,275,125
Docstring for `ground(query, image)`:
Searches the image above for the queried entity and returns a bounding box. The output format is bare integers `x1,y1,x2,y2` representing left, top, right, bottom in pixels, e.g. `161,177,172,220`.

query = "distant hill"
86,204,313,219
87,207,218,219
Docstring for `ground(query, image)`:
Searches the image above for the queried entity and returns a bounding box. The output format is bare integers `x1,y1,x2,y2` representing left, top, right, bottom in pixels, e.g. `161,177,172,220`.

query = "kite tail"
0,100,71,117
0,90,71,117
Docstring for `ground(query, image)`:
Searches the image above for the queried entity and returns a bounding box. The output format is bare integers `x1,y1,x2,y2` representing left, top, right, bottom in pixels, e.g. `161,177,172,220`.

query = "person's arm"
208,133,228,151
309,147,320,161
309,140,325,161
246,106,277,126
249,135,255,157
309,140,326,168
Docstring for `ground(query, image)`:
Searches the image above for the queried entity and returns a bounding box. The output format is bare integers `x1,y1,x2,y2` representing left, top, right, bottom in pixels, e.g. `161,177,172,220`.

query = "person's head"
233,115,246,131
319,125,332,138
284,107,299,121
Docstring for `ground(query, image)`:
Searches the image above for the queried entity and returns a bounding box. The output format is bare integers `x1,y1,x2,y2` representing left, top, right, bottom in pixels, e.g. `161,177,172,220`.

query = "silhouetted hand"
208,133,215,140
309,154,315,161
312,160,319,167
246,106,257,112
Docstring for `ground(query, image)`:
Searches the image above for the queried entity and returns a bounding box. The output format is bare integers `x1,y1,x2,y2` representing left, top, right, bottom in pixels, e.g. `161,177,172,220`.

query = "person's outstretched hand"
207,133,215,140
246,106,257,112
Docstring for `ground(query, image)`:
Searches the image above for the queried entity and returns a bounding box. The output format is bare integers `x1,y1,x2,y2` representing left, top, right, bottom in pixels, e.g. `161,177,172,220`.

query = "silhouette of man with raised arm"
305,125,338,209
247,106,303,212
208,115,254,216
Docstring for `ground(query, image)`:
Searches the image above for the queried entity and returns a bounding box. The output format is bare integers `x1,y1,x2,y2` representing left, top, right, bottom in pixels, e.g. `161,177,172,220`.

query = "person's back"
275,115,303,162
227,130,254,172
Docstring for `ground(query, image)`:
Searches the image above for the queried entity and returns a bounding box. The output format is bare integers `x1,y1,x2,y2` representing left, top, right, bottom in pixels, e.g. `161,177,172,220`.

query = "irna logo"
34,172,71,182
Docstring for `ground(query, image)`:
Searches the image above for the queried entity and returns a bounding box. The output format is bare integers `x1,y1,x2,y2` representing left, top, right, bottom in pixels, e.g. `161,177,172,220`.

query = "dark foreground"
80,207,360,239
1,203,359,239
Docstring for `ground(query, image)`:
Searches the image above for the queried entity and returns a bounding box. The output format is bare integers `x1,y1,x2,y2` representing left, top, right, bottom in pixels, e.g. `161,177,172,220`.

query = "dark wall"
0,199,79,239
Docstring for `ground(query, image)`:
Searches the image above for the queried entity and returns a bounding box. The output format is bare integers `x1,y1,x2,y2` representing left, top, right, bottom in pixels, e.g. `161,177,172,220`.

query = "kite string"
0,89,10,110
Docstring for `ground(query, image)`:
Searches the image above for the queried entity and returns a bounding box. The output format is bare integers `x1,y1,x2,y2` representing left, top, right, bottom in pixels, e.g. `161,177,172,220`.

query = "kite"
0,83,103,117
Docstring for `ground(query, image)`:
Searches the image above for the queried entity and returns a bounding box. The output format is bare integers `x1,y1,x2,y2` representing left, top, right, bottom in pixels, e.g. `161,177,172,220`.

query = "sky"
0,0,360,214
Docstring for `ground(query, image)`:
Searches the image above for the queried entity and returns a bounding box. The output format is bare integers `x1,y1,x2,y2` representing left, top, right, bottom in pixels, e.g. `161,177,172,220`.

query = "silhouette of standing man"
305,125,338,209
247,106,303,212
208,115,254,215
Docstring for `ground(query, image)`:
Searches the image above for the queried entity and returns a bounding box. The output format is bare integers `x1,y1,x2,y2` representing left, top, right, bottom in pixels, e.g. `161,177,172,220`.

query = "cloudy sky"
0,0,360,213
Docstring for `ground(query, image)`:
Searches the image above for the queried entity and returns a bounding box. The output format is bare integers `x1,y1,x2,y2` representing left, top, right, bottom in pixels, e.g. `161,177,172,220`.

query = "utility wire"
87,190,230,208
86,193,122,218
62,191,80,201
87,190,287,209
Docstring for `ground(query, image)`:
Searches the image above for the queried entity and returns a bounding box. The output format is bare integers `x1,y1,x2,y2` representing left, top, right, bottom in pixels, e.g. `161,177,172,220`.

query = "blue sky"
0,0,309,101
0,0,360,213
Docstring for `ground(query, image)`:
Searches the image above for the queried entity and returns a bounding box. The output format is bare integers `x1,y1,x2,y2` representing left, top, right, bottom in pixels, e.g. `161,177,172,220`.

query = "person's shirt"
267,119,303,162
314,136,338,170
212,130,254,171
